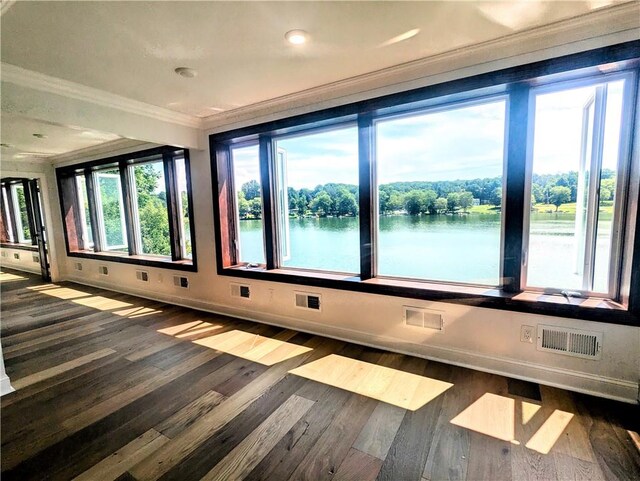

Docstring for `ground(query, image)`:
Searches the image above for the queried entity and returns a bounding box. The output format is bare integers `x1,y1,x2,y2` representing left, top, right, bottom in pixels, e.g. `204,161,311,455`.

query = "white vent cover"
295,291,321,311
136,270,149,282
98,265,108,276
173,275,189,288
1,251,7,258
537,325,602,360
230,283,250,299
74,262,83,271
403,306,444,331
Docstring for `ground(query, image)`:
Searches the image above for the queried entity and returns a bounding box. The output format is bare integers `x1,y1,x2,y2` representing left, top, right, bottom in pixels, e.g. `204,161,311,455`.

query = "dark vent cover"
240,285,250,298
307,295,321,310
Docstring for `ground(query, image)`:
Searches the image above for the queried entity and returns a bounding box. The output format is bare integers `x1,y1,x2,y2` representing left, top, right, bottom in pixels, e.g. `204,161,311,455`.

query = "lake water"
238,213,612,289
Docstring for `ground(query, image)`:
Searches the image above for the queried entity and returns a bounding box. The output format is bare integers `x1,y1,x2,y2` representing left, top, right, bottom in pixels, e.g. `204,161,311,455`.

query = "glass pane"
2,187,14,243
96,169,128,252
175,156,192,259
133,161,170,256
274,126,359,273
231,144,265,265
76,175,94,248
12,184,31,243
375,99,506,285
526,79,625,294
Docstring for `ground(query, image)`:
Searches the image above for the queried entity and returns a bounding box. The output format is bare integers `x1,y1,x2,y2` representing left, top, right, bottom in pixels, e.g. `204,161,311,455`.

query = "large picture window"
57,146,196,271
211,42,640,324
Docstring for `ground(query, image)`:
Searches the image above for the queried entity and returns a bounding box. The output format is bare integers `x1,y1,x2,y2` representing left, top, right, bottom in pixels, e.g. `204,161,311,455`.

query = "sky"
231,78,625,192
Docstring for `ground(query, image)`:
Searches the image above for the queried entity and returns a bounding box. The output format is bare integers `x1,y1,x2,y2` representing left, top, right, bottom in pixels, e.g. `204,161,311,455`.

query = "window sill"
220,265,637,326
67,250,196,272
1,243,38,252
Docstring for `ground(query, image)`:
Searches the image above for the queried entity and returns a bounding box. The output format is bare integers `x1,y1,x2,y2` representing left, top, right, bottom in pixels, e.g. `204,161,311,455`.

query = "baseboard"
0,374,15,397
65,275,640,404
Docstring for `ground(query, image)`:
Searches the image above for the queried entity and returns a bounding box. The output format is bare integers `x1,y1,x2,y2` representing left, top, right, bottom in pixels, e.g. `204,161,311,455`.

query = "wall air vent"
537,325,602,360
295,292,321,311
173,275,189,288
74,262,83,271
32,255,40,263
1,251,7,258
13,253,20,260
98,265,109,276
136,270,149,282
403,306,444,331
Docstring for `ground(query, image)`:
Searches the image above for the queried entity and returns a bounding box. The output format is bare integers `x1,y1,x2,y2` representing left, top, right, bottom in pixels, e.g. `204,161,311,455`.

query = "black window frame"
0,178,39,251
210,41,640,326
56,146,197,272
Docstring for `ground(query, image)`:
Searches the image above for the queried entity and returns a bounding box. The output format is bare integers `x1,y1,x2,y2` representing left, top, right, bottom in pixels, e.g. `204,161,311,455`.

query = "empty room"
1,1,639,480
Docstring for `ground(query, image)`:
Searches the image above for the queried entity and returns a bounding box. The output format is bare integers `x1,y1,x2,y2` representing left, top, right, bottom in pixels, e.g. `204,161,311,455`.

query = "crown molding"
202,1,640,132
48,139,155,167
1,63,203,129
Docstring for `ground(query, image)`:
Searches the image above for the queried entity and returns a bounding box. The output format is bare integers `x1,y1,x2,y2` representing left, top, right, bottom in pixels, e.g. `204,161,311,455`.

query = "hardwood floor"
1,268,639,481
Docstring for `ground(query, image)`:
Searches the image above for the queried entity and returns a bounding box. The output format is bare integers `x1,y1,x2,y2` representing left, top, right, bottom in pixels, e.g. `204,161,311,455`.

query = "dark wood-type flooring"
1,268,639,481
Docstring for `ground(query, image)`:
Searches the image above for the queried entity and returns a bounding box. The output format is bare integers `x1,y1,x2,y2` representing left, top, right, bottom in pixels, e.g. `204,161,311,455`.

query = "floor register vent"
537,325,602,360
295,292,321,311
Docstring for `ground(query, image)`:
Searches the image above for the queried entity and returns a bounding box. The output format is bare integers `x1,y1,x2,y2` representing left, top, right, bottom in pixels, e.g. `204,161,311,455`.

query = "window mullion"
502,83,530,293
85,171,103,252
163,152,182,261
119,162,138,256
358,112,375,280
259,135,277,270
21,180,37,245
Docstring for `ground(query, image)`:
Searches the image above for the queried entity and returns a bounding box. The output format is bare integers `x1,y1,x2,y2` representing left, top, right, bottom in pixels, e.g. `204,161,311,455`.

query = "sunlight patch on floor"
114,306,162,318
192,329,312,366
451,393,516,441
0,272,27,282
522,400,542,425
28,286,92,300
72,296,133,310
450,393,574,454
525,409,574,454
158,320,223,338
289,354,452,410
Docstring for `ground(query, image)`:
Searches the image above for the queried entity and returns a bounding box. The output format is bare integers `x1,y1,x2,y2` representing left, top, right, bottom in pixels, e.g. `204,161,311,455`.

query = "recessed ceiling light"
285,29,308,45
32,133,47,139
174,67,197,78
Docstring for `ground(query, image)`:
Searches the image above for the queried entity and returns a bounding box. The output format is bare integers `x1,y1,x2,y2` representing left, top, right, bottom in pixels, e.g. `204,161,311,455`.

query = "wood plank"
12,347,116,389
73,428,169,481
353,401,406,461
333,448,383,481
129,336,339,481
155,390,226,438
201,394,315,481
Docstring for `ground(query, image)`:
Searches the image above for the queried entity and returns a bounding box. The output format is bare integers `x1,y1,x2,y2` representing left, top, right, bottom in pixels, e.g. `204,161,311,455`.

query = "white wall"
5,10,640,403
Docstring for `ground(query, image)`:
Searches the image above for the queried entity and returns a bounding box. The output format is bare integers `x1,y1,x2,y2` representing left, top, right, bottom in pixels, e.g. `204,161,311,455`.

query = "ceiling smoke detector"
285,29,308,45
174,67,197,78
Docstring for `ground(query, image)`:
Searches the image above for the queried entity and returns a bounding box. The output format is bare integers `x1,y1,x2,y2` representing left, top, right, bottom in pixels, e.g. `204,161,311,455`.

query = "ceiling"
0,0,631,162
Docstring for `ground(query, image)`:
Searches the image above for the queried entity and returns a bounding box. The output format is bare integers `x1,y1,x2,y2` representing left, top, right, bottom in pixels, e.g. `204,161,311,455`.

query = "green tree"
237,191,250,218
405,190,425,215
309,191,333,216
249,198,262,218
387,193,404,212
447,192,460,213
334,187,358,216
434,197,448,214
296,196,308,217
549,186,571,212
458,191,474,213
490,187,502,207
242,180,261,201
531,183,545,204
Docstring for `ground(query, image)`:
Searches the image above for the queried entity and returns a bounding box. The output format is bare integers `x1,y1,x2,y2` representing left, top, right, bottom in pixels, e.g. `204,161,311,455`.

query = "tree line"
237,169,615,219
